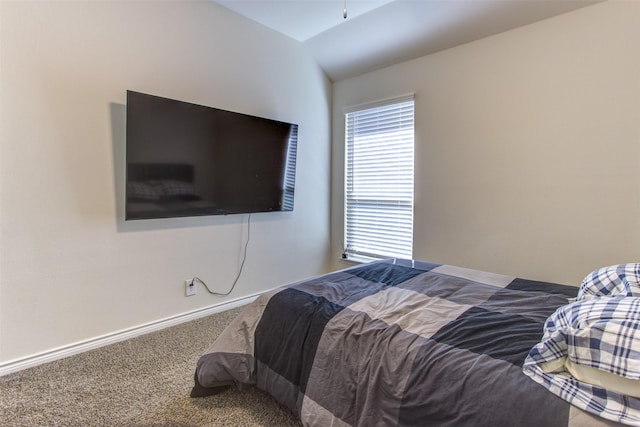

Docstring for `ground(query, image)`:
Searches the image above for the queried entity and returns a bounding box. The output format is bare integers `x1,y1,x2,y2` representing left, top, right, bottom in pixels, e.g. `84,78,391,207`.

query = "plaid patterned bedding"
192,259,624,426
577,264,640,300
524,297,640,425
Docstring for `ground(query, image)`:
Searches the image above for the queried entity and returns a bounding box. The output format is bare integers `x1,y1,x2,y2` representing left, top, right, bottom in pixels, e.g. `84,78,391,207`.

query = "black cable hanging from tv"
193,214,251,297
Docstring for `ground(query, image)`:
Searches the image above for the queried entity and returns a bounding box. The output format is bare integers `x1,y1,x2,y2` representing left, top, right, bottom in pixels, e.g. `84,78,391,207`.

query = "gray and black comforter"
192,259,623,426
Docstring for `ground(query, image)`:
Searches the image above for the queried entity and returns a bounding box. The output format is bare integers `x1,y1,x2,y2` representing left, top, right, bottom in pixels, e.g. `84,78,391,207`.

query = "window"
282,125,298,211
344,95,415,261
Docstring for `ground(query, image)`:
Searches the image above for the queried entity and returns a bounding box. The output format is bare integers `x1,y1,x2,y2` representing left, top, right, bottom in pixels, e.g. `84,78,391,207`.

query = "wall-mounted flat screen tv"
125,90,298,220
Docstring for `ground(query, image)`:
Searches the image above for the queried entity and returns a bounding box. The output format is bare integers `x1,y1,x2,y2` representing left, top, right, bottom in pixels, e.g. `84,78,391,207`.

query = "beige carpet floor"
0,307,302,426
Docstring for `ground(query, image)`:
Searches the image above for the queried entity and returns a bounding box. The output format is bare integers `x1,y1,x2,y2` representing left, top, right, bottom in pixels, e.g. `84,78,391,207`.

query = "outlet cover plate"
185,279,196,297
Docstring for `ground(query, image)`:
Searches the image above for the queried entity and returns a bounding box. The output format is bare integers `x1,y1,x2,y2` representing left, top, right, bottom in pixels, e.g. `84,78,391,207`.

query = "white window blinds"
282,125,298,211
344,95,414,261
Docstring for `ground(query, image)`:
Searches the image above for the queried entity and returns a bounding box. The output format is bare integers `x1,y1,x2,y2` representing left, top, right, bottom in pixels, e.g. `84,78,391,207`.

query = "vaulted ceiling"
213,0,602,81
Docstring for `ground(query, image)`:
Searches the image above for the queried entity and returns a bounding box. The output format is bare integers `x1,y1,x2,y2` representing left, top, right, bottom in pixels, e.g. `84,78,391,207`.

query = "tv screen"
125,90,298,220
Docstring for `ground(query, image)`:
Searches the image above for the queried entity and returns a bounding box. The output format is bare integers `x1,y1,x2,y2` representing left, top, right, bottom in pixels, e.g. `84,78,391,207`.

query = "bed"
126,163,225,219
191,259,638,426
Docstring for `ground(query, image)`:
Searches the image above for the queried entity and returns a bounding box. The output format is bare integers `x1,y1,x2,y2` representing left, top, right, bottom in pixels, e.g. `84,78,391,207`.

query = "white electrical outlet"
185,278,196,297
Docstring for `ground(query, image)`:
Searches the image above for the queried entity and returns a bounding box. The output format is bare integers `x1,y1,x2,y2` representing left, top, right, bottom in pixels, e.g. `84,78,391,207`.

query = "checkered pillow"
577,263,640,300
523,297,640,425
160,180,197,198
127,181,162,200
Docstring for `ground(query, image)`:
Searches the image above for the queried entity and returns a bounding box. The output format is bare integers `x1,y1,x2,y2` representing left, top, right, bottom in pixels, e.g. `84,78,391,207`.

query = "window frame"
343,94,415,262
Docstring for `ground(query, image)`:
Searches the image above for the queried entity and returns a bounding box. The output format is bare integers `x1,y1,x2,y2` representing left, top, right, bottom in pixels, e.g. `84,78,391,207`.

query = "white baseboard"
0,293,260,377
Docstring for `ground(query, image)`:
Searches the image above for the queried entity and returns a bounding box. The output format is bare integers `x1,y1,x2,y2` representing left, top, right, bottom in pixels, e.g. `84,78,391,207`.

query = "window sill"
339,254,381,264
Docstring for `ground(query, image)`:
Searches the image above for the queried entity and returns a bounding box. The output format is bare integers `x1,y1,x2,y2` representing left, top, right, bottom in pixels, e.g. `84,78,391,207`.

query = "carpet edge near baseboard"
0,292,261,377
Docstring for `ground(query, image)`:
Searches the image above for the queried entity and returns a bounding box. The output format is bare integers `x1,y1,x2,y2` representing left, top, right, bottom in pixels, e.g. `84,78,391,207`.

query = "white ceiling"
213,0,602,81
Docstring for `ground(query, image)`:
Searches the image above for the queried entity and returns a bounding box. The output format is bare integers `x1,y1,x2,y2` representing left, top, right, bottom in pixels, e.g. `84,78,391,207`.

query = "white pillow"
564,359,640,398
